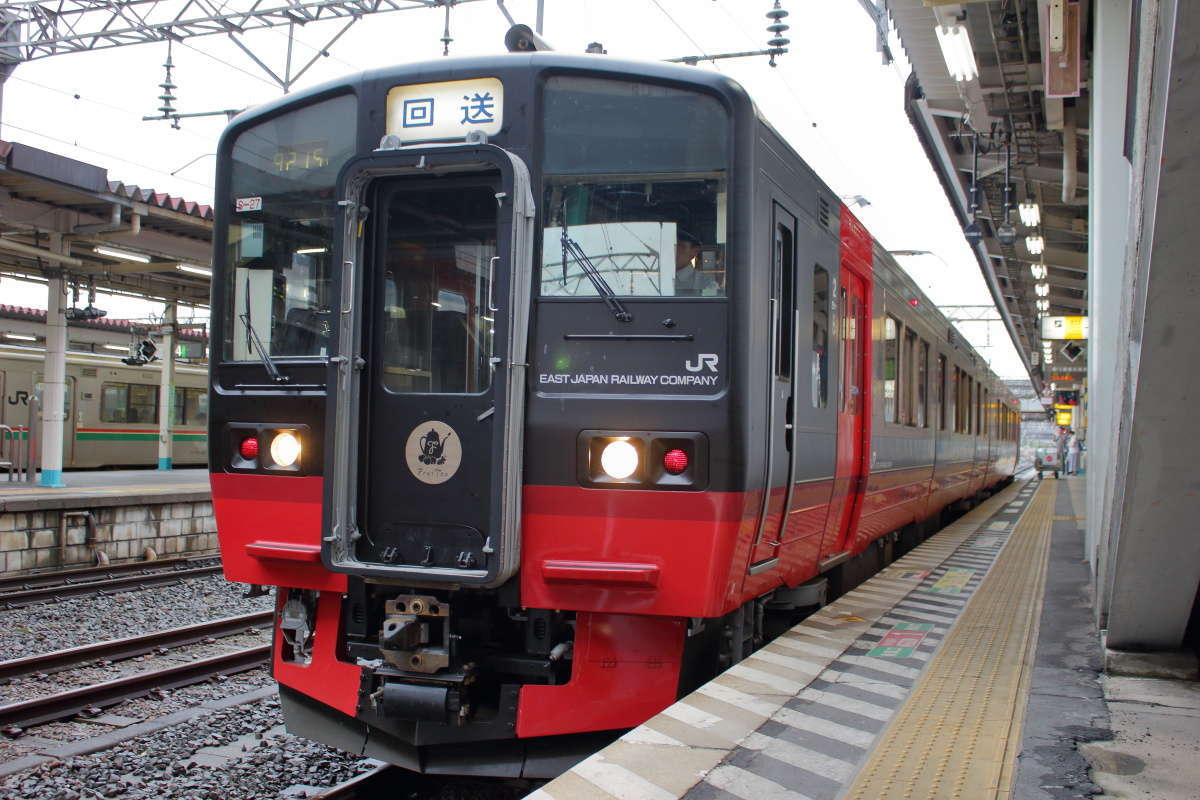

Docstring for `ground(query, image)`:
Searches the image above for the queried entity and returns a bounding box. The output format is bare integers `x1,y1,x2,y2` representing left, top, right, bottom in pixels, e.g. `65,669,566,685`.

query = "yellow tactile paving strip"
843,480,1055,800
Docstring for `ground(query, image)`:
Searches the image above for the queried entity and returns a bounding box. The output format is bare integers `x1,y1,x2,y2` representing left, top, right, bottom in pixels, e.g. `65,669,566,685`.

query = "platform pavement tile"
775,631,862,657
694,680,790,718
567,742,726,800
703,762,818,800
665,690,779,740
528,769,627,800
819,669,910,700
738,652,825,685
750,647,836,677
642,711,753,751
721,662,813,696
740,730,857,783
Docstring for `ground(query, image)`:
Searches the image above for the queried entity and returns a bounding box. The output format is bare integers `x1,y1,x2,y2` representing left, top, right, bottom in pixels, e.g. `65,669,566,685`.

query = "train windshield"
540,76,729,298
221,93,358,361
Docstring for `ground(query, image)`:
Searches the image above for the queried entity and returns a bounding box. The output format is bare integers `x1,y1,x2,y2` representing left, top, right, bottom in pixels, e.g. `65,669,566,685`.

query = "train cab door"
324,144,534,588
749,204,800,571
821,257,871,560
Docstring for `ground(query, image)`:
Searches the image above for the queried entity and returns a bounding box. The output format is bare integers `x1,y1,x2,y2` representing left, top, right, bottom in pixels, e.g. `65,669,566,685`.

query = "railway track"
0,611,274,731
0,557,224,609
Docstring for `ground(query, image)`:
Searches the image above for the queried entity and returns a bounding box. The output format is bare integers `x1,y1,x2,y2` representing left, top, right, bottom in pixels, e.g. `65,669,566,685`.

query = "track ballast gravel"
0,576,273,659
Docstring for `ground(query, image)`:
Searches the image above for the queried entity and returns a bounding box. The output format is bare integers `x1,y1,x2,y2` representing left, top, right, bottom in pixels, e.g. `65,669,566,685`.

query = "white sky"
0,0,1029,381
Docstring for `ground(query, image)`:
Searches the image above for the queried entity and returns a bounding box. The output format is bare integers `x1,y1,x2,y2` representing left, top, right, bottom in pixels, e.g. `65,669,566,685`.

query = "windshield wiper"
241,276,289,384
560,206,632,323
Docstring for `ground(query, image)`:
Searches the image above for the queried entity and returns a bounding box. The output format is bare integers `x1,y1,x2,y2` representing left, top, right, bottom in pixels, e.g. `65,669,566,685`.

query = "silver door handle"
488,256,500,312
341,260,353,314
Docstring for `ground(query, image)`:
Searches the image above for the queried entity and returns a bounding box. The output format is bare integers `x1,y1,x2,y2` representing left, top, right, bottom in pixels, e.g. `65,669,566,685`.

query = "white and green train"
0,343,208,468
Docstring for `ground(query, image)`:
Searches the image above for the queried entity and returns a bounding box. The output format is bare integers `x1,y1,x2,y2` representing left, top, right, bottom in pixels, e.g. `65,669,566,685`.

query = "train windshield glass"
222,93,358,361
540,76,728,298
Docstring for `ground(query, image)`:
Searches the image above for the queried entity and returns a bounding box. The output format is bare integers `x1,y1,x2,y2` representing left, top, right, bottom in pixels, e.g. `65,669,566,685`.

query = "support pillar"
39,250,68,488
156,303,176,470
1103,0,1200,650
1087,0,1133,622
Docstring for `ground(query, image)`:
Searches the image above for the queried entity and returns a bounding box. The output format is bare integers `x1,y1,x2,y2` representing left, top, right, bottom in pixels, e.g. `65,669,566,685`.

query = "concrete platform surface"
1082,676,1200,800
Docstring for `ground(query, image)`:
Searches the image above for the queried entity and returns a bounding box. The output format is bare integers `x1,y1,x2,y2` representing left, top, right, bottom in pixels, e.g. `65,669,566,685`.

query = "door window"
378,182,498,395
842,292,859,414
811,265,829,408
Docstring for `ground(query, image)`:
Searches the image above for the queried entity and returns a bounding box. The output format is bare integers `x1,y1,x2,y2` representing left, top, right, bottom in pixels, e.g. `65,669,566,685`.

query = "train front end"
208,56,755,777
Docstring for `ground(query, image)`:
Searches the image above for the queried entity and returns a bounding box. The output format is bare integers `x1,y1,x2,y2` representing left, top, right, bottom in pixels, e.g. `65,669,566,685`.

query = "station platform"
0,468,210,512
0,469,214,573
533,477,1200,800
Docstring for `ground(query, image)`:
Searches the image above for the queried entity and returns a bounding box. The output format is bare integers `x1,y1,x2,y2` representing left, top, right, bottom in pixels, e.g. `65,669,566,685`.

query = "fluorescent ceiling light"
94,246,151,263
103,343,129,351
1035,282,1050,297
1018,201,1041,227
4,333,36,341
935,23,979,82
1036,298,1050,311
1030,262,1048,280
295,247,327,255
1025,235,1045,255
177,264,212,277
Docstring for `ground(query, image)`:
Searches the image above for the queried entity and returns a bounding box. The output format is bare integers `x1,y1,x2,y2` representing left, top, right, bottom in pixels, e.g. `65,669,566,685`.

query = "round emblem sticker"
404,421,463,485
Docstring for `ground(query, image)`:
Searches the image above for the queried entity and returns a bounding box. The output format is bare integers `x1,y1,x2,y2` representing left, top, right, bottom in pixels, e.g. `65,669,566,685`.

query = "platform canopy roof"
887,0,1090,395
0,140,212,306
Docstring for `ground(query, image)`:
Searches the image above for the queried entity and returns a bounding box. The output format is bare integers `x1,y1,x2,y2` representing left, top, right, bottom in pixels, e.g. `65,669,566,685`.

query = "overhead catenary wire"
0,121,215,193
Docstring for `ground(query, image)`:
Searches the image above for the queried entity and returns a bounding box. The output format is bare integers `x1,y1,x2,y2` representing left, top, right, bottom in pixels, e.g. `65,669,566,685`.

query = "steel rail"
0,563,224,609
0,644,271,730
0,556,219,593
0,611,274,681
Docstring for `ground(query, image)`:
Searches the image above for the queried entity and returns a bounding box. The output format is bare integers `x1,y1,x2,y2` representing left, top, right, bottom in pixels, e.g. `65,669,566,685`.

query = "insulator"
767,23,790,34
159,81,176,91
766,8,789,20
768,37,791,48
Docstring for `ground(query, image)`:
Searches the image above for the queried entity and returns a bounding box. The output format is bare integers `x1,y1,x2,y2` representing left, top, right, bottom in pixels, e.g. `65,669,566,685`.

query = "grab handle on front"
341,260,354,314
487,256,500,312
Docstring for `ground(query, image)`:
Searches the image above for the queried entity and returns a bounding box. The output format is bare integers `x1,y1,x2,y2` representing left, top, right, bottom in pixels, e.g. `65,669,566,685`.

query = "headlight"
270,431,302,467
600,440,639,479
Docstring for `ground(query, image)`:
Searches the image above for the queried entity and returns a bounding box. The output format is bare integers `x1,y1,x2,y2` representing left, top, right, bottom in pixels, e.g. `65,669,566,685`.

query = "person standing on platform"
1066,429,1080,475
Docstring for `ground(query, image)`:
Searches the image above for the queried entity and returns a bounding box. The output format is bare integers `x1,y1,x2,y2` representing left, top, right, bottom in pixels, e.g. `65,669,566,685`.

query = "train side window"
188,389,209,426
901,327,917,426
883,315,899,423
128,384,159,424
812,265,829,408
936,354,947,430
917,339,929,428
100,383,128,423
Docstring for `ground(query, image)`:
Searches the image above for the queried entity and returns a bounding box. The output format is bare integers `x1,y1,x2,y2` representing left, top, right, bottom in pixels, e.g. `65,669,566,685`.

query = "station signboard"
1056,411,1073,426
1041,315,1089,340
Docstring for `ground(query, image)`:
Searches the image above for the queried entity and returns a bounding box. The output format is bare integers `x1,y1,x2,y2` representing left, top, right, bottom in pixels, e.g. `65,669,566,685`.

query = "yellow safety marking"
834,615,866,622
844,480,1055,800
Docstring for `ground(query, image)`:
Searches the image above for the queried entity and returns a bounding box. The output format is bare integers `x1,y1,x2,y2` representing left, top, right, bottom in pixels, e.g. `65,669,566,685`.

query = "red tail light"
662,448,688,475
239,436,260,460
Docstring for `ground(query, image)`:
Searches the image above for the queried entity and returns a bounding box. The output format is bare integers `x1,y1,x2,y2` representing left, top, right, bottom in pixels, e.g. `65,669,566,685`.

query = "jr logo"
685,354,719,373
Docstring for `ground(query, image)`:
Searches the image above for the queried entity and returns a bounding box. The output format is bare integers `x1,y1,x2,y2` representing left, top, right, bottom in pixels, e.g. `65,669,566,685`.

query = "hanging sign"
1041,315,1089,340
387,78,503,144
